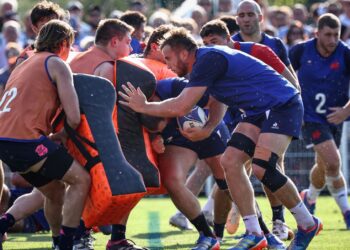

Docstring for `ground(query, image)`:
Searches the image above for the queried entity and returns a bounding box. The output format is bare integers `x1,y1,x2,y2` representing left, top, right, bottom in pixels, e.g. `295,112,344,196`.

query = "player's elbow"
66,112,81,129
176,105,192,117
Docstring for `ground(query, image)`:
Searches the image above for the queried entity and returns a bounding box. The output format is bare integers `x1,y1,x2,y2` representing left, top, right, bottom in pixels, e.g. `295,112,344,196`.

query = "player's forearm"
142,98,192,118
205,99,227,133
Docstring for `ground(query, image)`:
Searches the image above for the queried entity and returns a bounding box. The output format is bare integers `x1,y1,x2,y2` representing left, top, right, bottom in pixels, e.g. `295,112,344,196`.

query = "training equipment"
177,106,207,130
116,57,161,191
53,74,146,227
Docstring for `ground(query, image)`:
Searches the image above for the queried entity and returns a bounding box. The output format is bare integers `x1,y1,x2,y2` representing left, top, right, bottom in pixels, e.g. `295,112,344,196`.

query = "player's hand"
179,126,212,142
49,129,67,145
118,82,147,113
327,107,349,125
151,134,165,154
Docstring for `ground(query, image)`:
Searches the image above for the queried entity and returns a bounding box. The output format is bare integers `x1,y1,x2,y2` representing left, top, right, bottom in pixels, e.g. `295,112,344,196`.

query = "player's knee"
228,133,256,158
214,178,228,190
325,158,341,174
252,146,287,192
220,151,246,174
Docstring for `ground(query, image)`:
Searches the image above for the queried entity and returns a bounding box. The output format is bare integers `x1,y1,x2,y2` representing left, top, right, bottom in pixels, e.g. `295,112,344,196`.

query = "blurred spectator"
198,0,213,20
20,12,35,48
292,4,314,37
148,9,170,28
285,20,308,49
109,9,124,19
219,15,240,36
3,20,21,44
86,4,103,36
272,6,293,39
218,0,233,13
325,0,342,17
67,0,90,48
144,25,154,43
120,10,147,54
340,0,350,28
79,35,94,51
0,42,20,96
191,5,208,30
0,0,18,26
128,0,147,14
181,17,199,39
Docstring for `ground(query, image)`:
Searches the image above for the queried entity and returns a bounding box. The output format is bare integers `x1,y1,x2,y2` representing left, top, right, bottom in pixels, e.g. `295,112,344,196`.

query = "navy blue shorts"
164,122,230,159
302,122,343,148
260,95,304,139
0,136,73,187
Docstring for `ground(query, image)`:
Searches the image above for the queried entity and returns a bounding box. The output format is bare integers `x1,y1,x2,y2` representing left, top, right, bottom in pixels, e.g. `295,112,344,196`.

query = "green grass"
3,196,349,250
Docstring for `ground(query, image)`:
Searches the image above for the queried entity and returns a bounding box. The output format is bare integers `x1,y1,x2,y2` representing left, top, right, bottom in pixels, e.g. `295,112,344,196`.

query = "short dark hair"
200,20,229,38
95,19,134,46
219,16,239,35
30,0,65,27
317,13,340,30
160,28,198,52
35,19,74,53
120,11,147,30
144,25,173,56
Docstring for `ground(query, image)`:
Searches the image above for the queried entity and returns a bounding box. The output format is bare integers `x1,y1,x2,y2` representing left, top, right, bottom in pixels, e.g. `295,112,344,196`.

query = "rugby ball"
177,106,208,130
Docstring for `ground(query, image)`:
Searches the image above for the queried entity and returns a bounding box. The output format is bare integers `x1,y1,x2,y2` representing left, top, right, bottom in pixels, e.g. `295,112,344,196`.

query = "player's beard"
176,59,188,77
319,40,337,56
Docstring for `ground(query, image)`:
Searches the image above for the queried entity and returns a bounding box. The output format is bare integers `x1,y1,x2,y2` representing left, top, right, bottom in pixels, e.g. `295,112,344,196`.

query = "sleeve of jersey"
251,45,285,74
275,39,291,67
288,44,304,71
187,52,228,88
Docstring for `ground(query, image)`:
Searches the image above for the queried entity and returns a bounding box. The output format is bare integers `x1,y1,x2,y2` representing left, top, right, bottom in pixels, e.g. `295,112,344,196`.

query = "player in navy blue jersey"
232,0,297,237
289,13,350,230
119,27,322,250
156,77,231,247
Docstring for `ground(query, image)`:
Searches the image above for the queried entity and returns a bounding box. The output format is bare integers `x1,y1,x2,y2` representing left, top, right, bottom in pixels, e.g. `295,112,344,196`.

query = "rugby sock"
255,201,269,234
52,236,59,248
59,225,77,250
190,213,215,238
74,219,87,241
0,213,15,235
258,215,270,235
307,184,324,203
214,223,225,238
111,224,126,241
243,214,262,235
326,175,350,214
290,202,315,230
202,196,214,214
272,205,285,222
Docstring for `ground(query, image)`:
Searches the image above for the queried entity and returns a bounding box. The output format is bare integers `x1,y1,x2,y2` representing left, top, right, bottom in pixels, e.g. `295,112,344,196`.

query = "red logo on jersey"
35,144,48,157
330,61,340,70
312,130,321,140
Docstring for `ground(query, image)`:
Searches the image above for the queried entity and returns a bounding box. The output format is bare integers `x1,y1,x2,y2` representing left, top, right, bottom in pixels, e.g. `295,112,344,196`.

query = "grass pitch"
3,196,349,250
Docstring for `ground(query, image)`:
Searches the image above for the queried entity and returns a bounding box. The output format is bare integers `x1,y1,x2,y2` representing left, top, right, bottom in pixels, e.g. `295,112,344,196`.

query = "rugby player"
119,28,322,250
289,13,350,230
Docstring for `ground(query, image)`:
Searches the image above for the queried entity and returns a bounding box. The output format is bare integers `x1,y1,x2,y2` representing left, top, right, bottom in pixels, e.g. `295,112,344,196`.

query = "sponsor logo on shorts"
35,144,48,157
312,130,321,140
271,122,279,129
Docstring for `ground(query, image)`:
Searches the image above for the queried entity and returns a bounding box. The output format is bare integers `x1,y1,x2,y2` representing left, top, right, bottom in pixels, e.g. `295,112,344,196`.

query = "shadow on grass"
7,233,51,243
134,230,185,239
